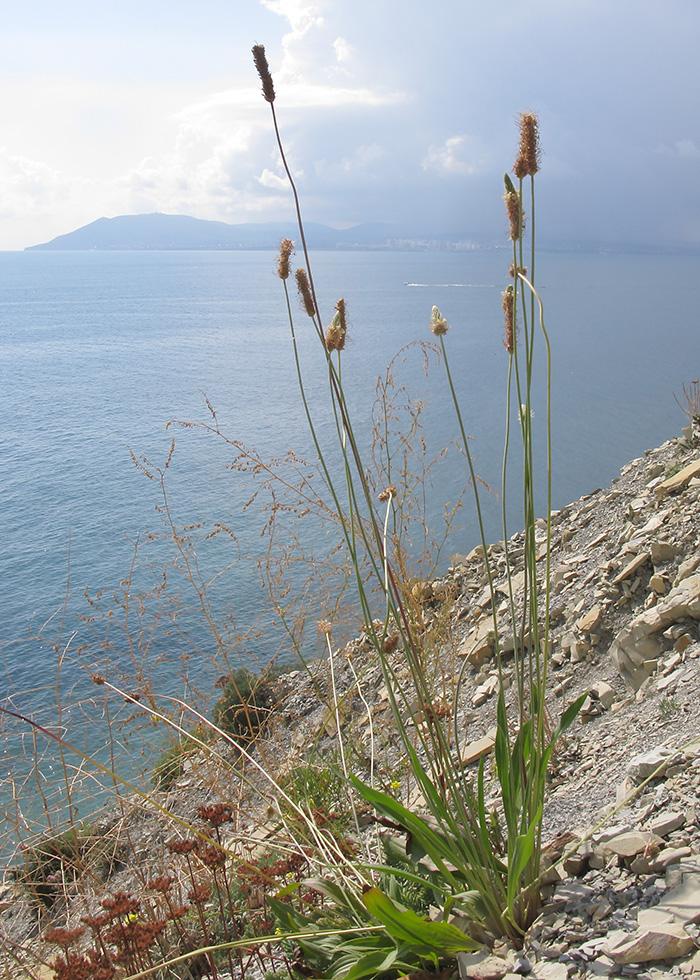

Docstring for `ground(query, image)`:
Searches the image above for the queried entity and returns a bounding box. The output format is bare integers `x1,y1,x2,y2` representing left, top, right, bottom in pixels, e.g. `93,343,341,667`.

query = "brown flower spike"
295,268,315,317
325,298,347,351
503,173,523,241
252,45,275,103
513,112,540,179
502,286,515,354
277,238,294,280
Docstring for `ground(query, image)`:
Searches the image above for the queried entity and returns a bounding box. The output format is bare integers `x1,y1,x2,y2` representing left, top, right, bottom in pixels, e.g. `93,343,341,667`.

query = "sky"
1,0,699,250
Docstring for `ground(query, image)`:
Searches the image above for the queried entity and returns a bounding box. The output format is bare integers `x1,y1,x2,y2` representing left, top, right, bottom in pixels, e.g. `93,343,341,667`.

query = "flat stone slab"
654,869,700,925
460,731,496,766
609,922,695,963
655,458,700,497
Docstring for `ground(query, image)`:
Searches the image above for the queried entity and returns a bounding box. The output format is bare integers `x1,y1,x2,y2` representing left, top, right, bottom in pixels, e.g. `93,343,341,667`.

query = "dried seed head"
509,263,527,279
504,191,522,241
252,45,275,103
325,298,347,351
148,875,175,894
502,285,515,354
513,111,540,178
377,484,397,503
503,175,523,241
317,619,333,636
277,238,294,280
188,883,212,904
100,891,140,918
295,268,315,317
429,305,449,336
167,838,197,855
44,926,86,949
197,803,234,827
198,843,227,869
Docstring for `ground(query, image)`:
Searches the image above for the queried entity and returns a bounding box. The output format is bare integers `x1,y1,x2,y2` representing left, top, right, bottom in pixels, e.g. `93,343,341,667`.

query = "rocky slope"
4,427,700,980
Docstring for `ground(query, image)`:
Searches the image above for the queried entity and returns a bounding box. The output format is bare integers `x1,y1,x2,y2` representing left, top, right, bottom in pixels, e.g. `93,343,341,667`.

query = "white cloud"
333,36,354,65
0,148,76,217
256,168,291,189
179,80,401,116
421,136,485,177
260,0,324,36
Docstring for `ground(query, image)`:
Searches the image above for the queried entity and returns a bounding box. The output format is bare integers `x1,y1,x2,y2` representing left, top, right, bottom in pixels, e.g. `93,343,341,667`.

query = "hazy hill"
25,213,401,251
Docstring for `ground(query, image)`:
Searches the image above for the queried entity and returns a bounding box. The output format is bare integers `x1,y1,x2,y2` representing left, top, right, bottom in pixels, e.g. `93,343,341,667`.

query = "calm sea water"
0,248,698,840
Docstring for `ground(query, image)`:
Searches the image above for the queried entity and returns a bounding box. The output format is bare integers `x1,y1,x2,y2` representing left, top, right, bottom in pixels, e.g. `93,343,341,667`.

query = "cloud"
261,0,324,36
102,2,405,224
421,136,486,177
0,148,76,217
256,167,292,189
333,36,353,64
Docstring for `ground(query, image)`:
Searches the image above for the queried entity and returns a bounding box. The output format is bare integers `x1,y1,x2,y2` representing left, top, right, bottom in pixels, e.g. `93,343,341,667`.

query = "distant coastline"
24,212,700,255
26,212,485,253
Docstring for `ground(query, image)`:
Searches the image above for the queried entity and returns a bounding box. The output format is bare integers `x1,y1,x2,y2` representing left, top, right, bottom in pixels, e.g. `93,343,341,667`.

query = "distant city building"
386,238,482,251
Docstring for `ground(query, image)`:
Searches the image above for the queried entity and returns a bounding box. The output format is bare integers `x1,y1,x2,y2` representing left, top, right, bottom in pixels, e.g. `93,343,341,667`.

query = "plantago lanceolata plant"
249,46,586,967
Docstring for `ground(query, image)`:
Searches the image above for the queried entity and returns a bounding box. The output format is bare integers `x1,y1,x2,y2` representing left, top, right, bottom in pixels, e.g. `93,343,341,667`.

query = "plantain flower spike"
430,305,449,337
502,285,515,354
277,238,294,280
325,298,347,351
503,173,523,241
295,268,315,317
252,45,276,103
513,111,540,179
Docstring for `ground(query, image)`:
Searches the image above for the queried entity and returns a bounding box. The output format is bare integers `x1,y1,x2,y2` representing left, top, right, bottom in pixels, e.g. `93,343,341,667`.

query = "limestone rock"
654,870,700,925
460,620,495,667
612,551,650,585
534,966,568,980
608,921,695,963
648,845,692,871
627,746,680,782
460,731,496,766
457,951,509,980
655,458,700,497
648,811,686,837
576,604,602,633
472,675,498,706
597,829,662,860
651,539,679,564
610,573,700,688
592,680,616,709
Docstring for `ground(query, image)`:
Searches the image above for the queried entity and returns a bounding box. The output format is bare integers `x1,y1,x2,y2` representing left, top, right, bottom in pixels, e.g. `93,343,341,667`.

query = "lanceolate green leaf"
349,776,459,884
506,810,541,911
339,947,399,980
302,876,369,920
361,887,479,955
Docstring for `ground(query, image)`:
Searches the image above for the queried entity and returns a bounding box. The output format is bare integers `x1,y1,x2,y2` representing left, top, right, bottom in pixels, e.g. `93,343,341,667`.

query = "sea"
1,247,698,848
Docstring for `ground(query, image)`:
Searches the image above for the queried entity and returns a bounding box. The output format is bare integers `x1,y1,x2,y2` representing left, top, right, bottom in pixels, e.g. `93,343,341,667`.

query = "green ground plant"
12,824,102,908
211,667,275,743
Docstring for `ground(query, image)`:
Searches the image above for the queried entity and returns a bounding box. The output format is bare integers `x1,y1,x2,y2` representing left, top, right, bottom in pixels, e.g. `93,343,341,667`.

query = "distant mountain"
25,213,403,251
